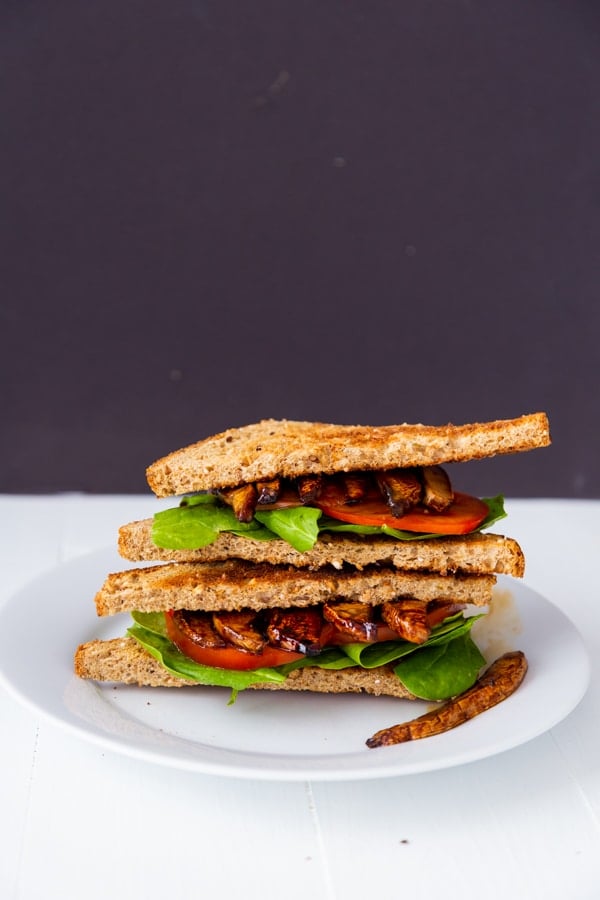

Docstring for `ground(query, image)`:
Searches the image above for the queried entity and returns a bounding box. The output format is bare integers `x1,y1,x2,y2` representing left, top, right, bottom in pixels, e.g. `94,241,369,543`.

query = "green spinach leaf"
151,494,507,552
394,634,485,700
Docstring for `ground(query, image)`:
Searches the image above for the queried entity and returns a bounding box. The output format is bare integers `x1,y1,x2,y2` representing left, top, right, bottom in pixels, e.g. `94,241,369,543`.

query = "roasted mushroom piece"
266,607,323,656
219,483,258,522
381,598,431,644
170,610,227,648
212,611,266,653
421,465,454,512
296,474,323,504
376,469,422,516
255,478,282,505
322,600,378,642
340,473,372,505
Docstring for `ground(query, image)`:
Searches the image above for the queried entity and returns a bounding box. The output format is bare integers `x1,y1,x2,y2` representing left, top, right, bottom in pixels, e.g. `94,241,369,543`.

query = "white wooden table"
1,496,598,900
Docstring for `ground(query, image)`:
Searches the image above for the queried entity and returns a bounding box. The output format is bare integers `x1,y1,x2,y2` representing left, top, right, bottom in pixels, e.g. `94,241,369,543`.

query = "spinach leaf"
336,613,482,668
254,507,322,552
151,500,273,549
151,494,507,553
393,634,485,700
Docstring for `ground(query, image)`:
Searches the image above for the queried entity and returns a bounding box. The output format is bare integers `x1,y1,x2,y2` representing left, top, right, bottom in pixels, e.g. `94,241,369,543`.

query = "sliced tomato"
427,601,464,628
315,484,488,535
165,602,467,671
164,610,304,670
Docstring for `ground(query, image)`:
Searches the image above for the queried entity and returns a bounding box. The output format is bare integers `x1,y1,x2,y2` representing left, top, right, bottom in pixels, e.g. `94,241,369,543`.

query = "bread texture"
118,518,525,577
146,413,551,496
74,636,416,698
94,559,495,616
75,637,190,687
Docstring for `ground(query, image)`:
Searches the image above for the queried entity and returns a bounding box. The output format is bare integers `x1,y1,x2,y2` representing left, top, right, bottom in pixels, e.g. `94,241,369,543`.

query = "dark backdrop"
1,1,599,496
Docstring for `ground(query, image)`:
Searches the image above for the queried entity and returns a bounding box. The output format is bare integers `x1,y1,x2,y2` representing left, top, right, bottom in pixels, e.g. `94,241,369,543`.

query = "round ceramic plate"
0,547,590,781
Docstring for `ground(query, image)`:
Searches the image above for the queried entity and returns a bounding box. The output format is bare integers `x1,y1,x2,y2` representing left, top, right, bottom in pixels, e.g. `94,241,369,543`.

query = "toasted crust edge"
74,637,417,699
146,412,551,496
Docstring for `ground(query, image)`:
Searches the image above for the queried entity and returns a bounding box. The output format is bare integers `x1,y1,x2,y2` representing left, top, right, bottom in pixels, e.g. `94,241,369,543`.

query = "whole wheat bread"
74,636,417,698
146,412,550,496
118,518,525,577
94,559,495,616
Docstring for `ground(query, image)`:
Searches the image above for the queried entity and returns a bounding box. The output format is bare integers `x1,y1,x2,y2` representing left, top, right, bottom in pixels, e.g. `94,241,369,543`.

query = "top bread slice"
146,412,551,497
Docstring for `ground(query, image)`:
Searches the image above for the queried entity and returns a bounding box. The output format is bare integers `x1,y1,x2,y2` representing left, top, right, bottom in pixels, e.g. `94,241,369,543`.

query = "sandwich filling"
128,598,486,701
152,466,507,553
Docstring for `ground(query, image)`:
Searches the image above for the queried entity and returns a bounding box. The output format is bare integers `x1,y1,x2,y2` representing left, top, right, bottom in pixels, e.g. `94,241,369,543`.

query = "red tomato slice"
164,611,305,670
315,484,488,535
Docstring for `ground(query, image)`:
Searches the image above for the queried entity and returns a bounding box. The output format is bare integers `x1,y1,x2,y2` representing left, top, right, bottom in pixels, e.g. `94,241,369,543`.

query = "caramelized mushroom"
296,474,323,504
266,607,323,656
219,483,258,522
170,610,226,647
381,598,431,644
376,469,422,516
212,611,265,653
421,465,454,512
322,600,378,642
255,478,282,505
340,473,371,505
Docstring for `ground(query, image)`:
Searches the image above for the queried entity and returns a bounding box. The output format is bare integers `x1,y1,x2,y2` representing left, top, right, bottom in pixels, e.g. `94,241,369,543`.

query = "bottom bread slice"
74,637,416,699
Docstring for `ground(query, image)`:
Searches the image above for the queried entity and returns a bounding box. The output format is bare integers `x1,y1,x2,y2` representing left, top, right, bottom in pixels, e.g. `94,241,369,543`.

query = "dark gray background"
2,1,599,497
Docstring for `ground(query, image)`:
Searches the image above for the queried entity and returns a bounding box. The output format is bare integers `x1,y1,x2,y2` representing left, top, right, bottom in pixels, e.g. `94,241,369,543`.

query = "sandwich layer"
74,636,417,698
118,519,525,577
146,413,550,497
94,560,496,616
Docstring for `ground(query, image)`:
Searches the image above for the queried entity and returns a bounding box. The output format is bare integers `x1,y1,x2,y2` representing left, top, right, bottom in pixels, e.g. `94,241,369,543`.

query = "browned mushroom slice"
266,607,323,656
340,473,371,505
212,611,266,653
376,469,422,516
381,599,431,644
322,600,378,642
219,483,258,522
296,474,323,504
366,651,528,747
256,478,282,505
170,610,226,648
421,465,454,512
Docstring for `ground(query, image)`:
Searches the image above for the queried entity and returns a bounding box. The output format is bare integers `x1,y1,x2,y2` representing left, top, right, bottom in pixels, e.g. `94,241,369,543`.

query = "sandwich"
75,412,550,726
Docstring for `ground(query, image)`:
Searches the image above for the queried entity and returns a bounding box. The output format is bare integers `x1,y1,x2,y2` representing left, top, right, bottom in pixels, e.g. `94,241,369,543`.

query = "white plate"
0,548,590,781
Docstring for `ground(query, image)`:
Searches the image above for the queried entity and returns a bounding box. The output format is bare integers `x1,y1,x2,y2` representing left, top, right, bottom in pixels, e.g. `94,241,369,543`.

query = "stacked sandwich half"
75,412,550,707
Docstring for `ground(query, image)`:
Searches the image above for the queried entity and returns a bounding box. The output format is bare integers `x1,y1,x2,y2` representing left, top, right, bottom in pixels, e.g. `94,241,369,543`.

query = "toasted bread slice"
94,559,495,616
146,413,550,497
118,518,525,577
74,636,416,698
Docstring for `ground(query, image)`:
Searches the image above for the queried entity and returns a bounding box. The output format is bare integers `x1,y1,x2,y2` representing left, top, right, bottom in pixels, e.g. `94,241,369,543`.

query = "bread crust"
75,637,191,687
74,637,416,698
94,559,495,616
146,413,551,497
118,518,525,577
